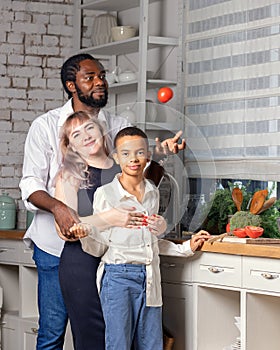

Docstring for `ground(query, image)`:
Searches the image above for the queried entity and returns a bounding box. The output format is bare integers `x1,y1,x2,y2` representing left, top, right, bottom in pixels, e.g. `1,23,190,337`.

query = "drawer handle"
261,273,279,280
208,267,224,274
31,327,38,334
0,249,8,253
162,263,176,268
0,322,6,326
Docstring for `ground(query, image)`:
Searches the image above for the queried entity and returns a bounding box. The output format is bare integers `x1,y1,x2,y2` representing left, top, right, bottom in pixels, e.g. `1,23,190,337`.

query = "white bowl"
118,71,137,82
111,26,136,41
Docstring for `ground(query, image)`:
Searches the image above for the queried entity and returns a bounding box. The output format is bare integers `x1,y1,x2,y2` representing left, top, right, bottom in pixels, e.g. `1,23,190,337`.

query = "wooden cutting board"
223,236,280,244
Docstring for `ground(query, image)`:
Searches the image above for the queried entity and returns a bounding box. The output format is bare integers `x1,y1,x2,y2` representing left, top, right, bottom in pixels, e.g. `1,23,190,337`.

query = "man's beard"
75,84,108,108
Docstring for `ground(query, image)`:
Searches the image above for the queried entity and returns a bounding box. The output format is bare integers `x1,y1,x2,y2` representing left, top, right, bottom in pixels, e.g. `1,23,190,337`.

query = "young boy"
76,127,210,350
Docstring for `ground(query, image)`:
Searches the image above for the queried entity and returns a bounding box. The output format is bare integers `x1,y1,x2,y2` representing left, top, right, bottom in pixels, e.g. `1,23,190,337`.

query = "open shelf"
78,36,178,56
80,0,160,12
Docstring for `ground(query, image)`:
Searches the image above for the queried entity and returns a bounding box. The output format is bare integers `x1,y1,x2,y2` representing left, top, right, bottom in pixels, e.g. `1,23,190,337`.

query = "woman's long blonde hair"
59,110,110,188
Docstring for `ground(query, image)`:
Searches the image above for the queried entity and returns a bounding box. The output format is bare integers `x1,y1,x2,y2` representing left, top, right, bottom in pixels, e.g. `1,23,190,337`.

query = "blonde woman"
55,111,144,349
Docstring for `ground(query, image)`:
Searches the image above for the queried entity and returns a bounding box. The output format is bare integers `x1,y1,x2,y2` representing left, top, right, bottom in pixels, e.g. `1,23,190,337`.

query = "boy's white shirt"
80,174,194,307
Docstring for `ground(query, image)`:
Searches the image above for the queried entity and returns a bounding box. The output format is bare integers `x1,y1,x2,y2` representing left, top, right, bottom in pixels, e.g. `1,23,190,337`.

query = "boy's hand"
190,230,211,252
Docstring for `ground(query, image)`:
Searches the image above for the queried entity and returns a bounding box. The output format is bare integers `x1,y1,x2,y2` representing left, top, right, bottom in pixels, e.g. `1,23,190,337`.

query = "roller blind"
184,0,280,181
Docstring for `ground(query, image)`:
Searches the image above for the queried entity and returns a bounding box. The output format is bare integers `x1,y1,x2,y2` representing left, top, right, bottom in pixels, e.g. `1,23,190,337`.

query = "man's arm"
28,190,80,239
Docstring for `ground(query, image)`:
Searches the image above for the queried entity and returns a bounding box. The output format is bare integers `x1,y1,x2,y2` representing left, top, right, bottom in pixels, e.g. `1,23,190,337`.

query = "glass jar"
0,192,16,230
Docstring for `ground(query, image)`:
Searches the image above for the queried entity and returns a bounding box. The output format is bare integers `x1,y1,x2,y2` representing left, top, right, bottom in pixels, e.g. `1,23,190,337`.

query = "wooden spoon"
256,197,276,214
249,189,268,214
232,188,243,211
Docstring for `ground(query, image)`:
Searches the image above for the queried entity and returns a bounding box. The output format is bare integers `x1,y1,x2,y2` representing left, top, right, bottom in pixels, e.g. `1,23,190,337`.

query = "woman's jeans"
33,244,68,350
100,264,163,350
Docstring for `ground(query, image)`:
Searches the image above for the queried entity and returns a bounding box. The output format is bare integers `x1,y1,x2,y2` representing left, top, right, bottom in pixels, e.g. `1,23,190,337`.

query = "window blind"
184,0,280,181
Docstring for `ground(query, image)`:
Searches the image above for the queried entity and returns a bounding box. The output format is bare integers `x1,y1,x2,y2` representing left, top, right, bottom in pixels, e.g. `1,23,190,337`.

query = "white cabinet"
162,282,193,350
73,0,185,131
161,253,280,350
160,256,194,350
0,239,73,350
21,318,38,350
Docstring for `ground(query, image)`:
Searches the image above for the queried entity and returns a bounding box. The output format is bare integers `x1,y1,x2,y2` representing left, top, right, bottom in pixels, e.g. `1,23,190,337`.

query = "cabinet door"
162,282,193,350
21,319,38,350
1,313,20,350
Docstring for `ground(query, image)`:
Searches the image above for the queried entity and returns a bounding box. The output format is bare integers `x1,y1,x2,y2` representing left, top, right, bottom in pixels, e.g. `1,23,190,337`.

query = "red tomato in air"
157,87,173,103
226,223,231,233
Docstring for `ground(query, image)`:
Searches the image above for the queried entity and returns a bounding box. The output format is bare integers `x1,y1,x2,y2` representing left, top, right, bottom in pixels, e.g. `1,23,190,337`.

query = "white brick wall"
0,0,74,228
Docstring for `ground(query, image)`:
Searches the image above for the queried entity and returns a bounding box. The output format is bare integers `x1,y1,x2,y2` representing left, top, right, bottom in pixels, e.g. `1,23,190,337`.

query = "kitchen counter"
201,240,280,259
0,229,25,240
171,237,280,259
2,230,280,259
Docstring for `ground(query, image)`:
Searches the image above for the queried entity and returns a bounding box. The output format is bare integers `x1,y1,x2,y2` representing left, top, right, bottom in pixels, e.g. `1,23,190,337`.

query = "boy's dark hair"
60,53,98,99
114,126,149,148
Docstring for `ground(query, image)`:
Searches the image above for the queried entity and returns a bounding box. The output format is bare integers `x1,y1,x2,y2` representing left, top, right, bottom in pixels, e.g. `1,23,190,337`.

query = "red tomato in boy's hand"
157,87,173,103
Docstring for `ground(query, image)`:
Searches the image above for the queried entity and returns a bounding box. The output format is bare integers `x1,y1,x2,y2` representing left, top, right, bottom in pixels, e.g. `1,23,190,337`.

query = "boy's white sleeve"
158,239,194,257
80,233,108,257
80,187,110,257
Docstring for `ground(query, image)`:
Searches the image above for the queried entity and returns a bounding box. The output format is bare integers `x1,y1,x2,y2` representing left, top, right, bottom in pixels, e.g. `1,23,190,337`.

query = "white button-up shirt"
19,99,129,256
81,175,194,307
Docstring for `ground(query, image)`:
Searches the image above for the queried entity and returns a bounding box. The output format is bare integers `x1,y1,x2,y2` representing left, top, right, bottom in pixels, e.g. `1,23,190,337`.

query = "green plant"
259,199,280,238
229,211,261,230
201,188,236,234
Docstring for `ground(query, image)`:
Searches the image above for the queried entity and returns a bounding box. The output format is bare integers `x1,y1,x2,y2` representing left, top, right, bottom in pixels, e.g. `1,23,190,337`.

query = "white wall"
0,0,74,228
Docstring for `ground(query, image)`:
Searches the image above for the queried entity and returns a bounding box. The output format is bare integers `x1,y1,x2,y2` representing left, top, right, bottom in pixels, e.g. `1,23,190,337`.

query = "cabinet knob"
261,272,279,280
162,263,176,268
208,266,224,274
31,327,39,334
0,249,8,253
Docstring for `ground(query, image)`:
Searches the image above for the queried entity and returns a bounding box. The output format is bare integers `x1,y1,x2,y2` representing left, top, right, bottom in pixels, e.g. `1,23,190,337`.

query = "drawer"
243,256,280,293
19,243,34,265
192,252,242,287
160,256,193,283
0,240,22,263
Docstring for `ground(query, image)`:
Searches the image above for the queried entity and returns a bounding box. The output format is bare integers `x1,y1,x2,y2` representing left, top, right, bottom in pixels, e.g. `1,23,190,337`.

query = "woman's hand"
190,230,211,252
146,214,167,237
100,206,145,229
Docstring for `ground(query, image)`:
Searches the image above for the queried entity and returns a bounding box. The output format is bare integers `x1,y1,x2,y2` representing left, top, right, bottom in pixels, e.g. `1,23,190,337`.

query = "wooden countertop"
2,230,280,259
200,241,280,259
0,229,25,240
170,238,280,259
